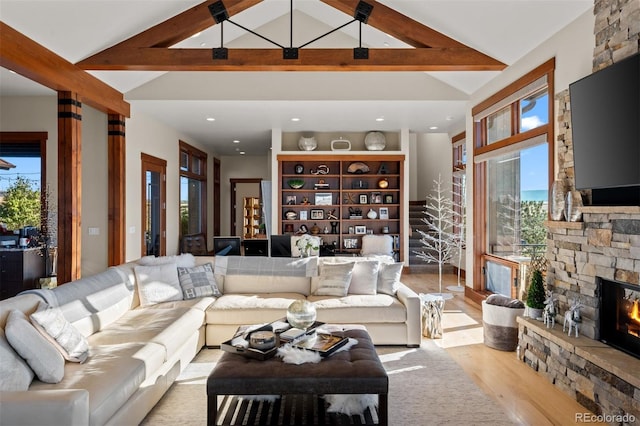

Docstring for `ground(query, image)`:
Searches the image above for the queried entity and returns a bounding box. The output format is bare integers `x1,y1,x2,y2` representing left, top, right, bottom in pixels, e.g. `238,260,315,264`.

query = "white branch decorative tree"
448,173,466,290
413,175,457,298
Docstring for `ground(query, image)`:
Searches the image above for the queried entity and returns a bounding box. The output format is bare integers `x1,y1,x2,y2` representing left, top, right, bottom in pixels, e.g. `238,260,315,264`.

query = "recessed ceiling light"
383,42,390,47
291,117,300,122
191,32,201,38
240,151,246,155
206,117,215,122
233,140,240,144
200,42,206,47
429,126,438,130
375,117,385,122
446,116,454,121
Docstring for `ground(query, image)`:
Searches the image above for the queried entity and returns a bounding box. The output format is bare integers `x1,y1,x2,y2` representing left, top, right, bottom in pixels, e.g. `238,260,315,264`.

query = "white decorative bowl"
364,131,386,151
298,136,317,151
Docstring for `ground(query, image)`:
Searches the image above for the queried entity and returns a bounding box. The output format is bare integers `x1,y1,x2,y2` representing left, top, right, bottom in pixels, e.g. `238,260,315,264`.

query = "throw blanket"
214,256,318,277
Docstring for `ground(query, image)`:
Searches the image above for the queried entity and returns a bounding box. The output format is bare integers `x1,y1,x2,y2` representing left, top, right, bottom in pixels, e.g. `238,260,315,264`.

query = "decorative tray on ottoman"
221,319,325,360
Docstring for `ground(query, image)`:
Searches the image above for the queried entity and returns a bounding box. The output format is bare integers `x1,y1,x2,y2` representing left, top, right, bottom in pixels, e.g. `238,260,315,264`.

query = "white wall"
464,9,595,289
412,133,453,201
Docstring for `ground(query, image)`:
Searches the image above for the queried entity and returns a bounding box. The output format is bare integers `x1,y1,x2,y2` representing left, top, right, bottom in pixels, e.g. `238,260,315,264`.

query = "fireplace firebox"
599,278,640,359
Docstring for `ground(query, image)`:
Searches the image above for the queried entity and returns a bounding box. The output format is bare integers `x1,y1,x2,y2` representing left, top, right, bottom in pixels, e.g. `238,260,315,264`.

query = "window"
0,134,47,235
179,141,207,237
472,59,554,297
451,132,466,241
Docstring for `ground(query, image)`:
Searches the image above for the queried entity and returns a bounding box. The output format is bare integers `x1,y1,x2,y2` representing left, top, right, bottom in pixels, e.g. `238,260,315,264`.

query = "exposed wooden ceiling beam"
77,0,505,72
0,22,129,117
321,0,467,49
77,47,504,71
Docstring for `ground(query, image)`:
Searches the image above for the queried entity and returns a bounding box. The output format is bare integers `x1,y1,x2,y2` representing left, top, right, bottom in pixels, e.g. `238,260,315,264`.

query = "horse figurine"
543,291,557,328
563,298,583,337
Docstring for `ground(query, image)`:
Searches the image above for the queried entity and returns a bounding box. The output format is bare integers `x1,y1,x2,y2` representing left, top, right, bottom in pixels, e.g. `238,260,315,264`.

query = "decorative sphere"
298,136,317,151
286,300,317,330
364,131,386,151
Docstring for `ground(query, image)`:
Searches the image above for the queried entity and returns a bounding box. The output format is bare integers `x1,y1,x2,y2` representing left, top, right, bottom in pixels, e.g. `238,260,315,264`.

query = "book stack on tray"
221,319,348,360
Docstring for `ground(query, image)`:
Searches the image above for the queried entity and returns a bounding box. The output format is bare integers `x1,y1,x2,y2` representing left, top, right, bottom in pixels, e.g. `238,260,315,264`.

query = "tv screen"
213,237,241,256
569,53,639,192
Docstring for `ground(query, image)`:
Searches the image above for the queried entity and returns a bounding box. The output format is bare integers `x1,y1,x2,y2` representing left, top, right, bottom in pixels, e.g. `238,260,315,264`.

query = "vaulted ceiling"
0,0,593,155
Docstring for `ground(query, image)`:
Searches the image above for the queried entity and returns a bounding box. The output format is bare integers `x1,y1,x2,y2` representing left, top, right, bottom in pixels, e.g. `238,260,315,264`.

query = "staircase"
408,202,440,273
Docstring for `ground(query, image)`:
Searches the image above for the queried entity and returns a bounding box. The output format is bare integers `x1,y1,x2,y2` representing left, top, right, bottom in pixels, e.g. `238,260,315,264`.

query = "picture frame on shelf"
383,194,394,204
359,194,368,204
379,207,389,220
286,195,297,205
355,225,366,235
366,229,374,235
315,193,332,206
371,192,382,204
299,210,308,220
344,238,358,249
310,209,324,220
348,226,354,234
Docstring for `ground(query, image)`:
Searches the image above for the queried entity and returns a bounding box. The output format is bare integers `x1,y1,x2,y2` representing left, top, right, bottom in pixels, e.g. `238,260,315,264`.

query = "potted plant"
295,234,319,257
526,268,546,319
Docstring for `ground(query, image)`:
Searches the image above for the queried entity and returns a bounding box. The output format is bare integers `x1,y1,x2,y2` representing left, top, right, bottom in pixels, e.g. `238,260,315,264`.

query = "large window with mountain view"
472,59,554,298
179,141,207,239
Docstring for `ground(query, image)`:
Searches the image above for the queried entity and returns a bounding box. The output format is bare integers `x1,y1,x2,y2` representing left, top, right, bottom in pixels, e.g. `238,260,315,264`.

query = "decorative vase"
367,208,377,219
550,180,566,221
286,300,317,330
377,178,389,189
527,307,544,320
294,164,304,174
298,136,317,151
310,223,320,235
565,190,583,222
364,131,386,151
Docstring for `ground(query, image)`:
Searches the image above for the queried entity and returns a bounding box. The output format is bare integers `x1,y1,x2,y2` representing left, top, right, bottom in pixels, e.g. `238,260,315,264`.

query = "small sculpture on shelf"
326,209,338,220
543,290,557,328
330,221,339,234
563,298,583,337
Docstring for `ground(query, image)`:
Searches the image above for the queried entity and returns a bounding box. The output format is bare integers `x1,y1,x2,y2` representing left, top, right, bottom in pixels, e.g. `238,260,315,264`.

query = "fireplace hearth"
599,278,640,359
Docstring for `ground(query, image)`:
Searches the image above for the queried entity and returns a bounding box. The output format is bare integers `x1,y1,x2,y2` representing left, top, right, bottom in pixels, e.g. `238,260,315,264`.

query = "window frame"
471,59,555,298
179,141,208,239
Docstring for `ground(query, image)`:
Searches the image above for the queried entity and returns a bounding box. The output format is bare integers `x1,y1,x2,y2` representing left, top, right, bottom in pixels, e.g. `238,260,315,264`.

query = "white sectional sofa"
0,254,421,426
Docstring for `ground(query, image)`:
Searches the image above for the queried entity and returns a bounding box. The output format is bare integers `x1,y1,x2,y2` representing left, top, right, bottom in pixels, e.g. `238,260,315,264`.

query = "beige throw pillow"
5,310,64,384
312,262,355,297
377,262,403,295
348,260,380,295
0,328,34,391
30,303,89,363
135,262,183,306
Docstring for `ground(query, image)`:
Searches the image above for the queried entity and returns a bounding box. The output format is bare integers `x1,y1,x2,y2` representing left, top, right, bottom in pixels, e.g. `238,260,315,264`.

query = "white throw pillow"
312,262,355,297
0,328,34,391
30,303,89,363
5,310,64,384
177,263,222,299
360,235,393,256
138,253,196,268
377,262,403,295
135,263,183,306
348,260,380,295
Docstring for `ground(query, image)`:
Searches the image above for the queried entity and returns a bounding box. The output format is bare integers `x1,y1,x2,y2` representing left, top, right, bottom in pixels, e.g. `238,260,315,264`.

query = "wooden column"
57,91,82,283
108,115,126,266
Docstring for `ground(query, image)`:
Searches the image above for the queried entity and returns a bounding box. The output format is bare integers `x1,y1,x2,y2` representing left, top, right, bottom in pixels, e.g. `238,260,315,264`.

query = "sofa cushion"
348,260,380,295
206,293,305,325
135,263,183,306
5,310,64,384
178,263,221,299
138,253,196,267
311,262,355,297
29,342,156,426
377,262,403,295
30,303,89,363
0,328,34,391
309,294,407,323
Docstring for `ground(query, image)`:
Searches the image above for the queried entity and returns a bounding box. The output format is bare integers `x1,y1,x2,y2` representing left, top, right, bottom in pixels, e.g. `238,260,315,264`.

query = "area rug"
141,340,513,425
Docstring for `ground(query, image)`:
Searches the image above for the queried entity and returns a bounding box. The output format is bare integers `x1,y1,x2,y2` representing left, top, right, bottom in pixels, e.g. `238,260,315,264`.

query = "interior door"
141,154,166,257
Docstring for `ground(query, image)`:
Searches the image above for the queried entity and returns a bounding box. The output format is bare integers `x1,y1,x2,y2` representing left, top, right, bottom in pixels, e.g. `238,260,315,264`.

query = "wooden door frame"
141,153,166,256
213,158,220,237
230,178,262,237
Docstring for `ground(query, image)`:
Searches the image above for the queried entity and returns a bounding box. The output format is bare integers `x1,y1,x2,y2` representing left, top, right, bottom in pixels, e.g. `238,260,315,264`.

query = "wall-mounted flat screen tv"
569,52,639,204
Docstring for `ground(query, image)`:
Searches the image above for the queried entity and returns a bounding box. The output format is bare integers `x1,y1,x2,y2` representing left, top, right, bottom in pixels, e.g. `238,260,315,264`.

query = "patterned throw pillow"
177,263,222,299
30,303,89,363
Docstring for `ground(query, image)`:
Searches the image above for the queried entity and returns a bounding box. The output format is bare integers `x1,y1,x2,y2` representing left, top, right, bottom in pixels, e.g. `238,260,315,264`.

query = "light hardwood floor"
402,270,606,426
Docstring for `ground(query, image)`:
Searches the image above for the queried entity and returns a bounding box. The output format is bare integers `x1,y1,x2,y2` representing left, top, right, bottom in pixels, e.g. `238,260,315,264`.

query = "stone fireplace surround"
518,207,640,422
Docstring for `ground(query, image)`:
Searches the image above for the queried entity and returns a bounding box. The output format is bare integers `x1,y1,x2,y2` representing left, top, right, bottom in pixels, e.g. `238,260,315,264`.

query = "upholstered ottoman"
482,295,525,351
207,327,388,425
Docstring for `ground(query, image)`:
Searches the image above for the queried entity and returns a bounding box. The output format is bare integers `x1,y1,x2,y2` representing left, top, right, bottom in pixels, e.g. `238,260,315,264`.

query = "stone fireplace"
600,277,640,358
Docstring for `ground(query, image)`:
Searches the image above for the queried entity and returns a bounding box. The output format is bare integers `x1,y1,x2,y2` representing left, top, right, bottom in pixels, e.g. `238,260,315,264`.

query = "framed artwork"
299,210,308,220
359,194,368,204
371,192,382,204
379,207,389,220
315,193,333,205
384,194,394,204
286,195,297,205
310,209,324,220
348,226,354,234
366,229,374,235
343,238,358,249
355,225,366,235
